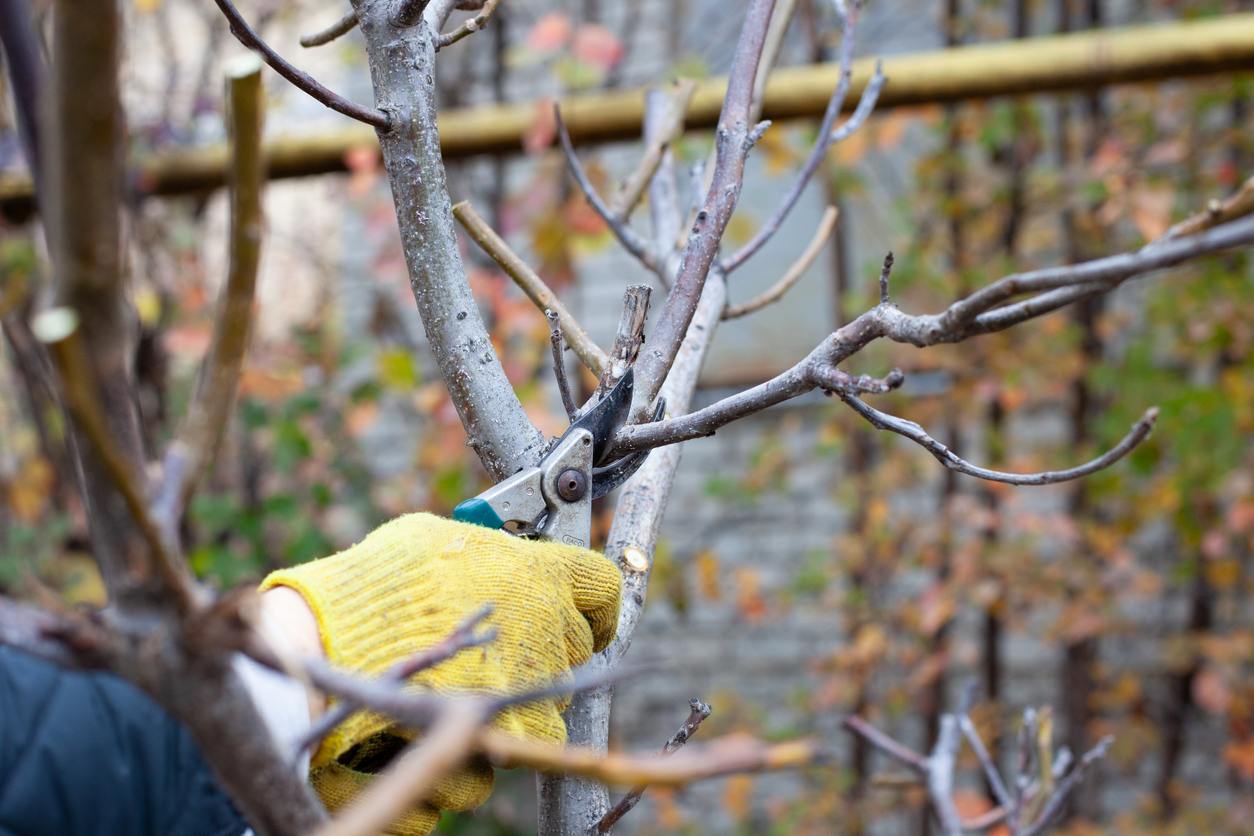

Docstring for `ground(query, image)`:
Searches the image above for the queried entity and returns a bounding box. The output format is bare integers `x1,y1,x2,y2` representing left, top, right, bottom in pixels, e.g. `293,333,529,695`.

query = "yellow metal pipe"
3,13,1254,217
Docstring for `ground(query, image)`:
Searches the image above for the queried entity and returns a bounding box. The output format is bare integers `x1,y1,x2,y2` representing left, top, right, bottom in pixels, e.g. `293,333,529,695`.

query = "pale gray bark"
352,0,546,480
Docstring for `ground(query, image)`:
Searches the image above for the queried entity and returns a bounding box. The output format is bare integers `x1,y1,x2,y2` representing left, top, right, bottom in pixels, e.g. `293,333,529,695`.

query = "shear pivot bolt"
556,469,587,502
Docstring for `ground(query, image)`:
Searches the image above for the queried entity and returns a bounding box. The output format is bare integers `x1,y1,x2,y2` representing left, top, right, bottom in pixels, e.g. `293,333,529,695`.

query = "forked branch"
720,10,885,274
843,681,1113,836
630,0,780,413
592,698,712,835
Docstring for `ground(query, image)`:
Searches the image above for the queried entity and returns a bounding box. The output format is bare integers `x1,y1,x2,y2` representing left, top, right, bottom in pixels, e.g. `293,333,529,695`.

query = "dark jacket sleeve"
0,645,248,836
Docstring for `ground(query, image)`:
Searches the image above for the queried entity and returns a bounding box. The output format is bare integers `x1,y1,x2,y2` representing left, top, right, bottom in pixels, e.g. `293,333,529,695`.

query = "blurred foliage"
0,0,1252,834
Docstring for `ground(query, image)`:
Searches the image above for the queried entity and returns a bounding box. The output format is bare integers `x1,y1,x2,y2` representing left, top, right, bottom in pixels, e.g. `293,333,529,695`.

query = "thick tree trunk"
352,0,546,481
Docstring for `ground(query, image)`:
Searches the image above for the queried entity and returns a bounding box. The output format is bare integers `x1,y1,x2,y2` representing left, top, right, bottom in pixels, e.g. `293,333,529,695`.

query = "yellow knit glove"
259,512,622,835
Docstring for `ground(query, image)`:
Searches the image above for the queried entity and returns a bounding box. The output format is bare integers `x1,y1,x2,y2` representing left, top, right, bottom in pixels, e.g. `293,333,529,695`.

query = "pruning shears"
453,369,663,548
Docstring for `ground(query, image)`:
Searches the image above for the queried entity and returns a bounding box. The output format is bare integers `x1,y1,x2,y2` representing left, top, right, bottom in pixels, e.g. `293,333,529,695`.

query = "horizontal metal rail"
3,13,1253,218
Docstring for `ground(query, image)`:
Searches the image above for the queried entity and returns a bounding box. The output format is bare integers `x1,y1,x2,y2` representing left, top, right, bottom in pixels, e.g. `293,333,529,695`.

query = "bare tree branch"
610,79,698,220
157,56,265,525
719,7,870,274
630,0,780,417
312,702,487,836
0,0,42,184
210,0,389,129
1158,172,1254,241
749,0,802,122
928,211,1254,340
592,698,712,834
842,715,929,772
1019,737,1114,836
555,106,663,275
33,311,196,608
295,606,496,757
488,729,826,786
929,715,965,836
543,271,730,836
722,205,838,319
549,311,580,421
435,0,503,50
645,91,684,273
453,200,608,378
610,334,902,457
840,396,1158,486
301,9,359,47
0,595,110,669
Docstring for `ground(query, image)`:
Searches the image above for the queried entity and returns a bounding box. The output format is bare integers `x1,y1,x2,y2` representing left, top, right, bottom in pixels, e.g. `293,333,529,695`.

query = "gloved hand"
259,512,622,835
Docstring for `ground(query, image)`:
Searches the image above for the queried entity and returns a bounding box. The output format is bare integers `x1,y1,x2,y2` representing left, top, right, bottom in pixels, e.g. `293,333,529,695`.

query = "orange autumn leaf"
525,12,570,52
1225,738,1254,781
571,24,624,72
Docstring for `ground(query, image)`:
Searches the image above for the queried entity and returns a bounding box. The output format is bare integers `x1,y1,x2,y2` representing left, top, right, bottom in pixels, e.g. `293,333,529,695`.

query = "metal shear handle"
453,370,644,546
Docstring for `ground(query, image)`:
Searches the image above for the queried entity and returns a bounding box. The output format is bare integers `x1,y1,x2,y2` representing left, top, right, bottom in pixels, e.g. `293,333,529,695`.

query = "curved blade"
548,367,635,467
591,397,666,499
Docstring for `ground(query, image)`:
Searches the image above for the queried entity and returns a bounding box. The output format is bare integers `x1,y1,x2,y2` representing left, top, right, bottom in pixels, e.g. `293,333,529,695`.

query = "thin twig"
1008,709,1038,834
436,0,504,50
839,396,1158,486
158,56,265,523
1157,173,1254,241
723,206,838,319
311,702,488,836
300,9,358,48
828,63,886,145
32,310,195,610
878,251,893,304
929,715,965,836
937,211,1254,337
841,715,930,771
952,679,1015,814
610,79,698,219
631,0,781,417
548,311,579,421
960,714,1014,810
210,0,389,129
1019,736,1113,836
294,606,496,757
452,200,608,377
554,106,662,275
720,5,863,274
481,729,826,786
593,699,712,834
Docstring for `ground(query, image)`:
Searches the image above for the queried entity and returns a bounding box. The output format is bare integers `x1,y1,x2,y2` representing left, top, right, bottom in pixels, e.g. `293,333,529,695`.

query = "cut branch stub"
596,285,651,399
